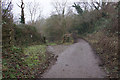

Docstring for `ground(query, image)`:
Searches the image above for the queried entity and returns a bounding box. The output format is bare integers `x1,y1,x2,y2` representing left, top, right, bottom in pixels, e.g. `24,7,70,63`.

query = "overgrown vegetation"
2,46,24,78
82,2,119,78
2,0,52,78
2,45,54,78
2,0,119,78
37,2,118,43
24,45,47,68
84,30,118,78
14,24,45,47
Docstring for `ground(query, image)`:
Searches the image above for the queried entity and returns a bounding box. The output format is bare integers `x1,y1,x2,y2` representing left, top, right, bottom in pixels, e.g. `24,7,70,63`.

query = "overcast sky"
12,0,119,23
12,0,80,22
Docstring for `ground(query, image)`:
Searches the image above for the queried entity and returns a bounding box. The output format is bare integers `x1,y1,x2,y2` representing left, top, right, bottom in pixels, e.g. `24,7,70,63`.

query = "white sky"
12,0,80,22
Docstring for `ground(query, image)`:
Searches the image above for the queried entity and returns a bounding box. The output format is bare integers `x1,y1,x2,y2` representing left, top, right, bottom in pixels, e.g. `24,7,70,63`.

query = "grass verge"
2,45,56,78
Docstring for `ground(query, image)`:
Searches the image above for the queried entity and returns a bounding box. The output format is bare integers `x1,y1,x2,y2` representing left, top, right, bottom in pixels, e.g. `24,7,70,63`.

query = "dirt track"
42,39,106,78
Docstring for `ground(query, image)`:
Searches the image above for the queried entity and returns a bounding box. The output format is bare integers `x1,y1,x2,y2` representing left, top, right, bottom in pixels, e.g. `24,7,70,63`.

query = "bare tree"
77,2,91,11
17,0,25,24
27,0,41,24
52,0,68,17
90,0,109,11
51,0,68,35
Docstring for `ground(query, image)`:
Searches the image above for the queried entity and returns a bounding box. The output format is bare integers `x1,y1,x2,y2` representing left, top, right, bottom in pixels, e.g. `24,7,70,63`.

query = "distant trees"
42,0,69,41
43,15,63,41
52,0,68,34
27,0,41,24
70,1,118,35
33,1,119,42
10,0,118,42
52,0,67,17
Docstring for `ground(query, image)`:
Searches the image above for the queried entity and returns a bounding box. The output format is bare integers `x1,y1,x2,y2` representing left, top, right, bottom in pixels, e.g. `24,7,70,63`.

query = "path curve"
42,39,106,78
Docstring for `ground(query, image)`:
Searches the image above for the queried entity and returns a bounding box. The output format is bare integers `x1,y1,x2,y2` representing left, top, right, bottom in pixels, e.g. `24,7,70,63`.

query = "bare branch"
27,0,41,23
2,1,12,18
52,0,67,16
16,3,21,8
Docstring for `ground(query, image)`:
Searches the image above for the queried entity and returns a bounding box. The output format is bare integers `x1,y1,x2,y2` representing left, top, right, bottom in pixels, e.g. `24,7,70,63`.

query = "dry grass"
84,30,118,78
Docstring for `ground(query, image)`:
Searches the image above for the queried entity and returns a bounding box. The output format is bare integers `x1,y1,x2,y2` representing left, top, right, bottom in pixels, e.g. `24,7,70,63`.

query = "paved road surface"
42,39,106,78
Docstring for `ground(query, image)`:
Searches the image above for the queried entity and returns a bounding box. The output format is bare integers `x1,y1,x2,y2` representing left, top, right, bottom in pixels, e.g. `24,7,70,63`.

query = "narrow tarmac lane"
42,39,106,78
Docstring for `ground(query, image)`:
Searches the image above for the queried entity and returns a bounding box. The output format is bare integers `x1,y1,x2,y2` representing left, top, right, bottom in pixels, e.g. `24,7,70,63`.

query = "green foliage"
14,24,44,46
22,45,48,77
72,22,89,35
70,3,118,36
2,46,25,78
44,15,64,42
2,44,49,78
15,24,37,32
23,45,47,67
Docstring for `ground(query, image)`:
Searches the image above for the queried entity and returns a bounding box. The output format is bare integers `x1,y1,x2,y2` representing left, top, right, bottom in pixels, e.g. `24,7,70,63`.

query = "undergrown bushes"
14,24,44,46
84,30,118,78
2,46,25,78
2,24,48,78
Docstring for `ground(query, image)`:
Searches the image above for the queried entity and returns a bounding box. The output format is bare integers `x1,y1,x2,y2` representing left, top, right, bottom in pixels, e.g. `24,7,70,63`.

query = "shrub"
14,24,44,46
